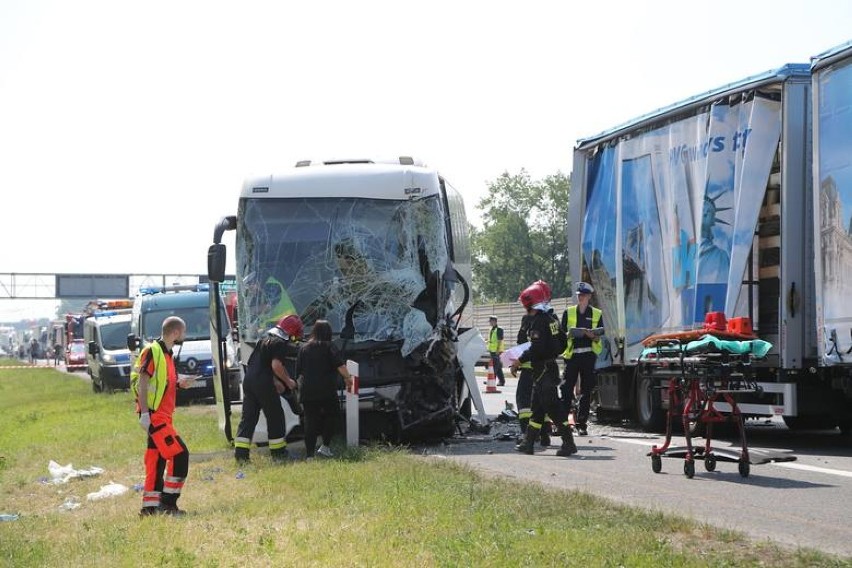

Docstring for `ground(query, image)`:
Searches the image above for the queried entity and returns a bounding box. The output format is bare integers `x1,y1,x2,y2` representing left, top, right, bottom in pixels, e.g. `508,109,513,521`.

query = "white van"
84,311,133,393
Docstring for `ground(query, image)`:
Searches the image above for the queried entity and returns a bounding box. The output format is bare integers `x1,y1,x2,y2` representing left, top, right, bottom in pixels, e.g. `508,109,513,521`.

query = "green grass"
0,359,848,567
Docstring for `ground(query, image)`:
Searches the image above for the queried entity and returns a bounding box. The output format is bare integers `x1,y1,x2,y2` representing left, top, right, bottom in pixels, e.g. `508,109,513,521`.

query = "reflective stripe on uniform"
234,437,251,449
142,491,161,506
573,347,593,354
268,437,287,450
163,475,185,494
528,420,542,430
518,408,532,420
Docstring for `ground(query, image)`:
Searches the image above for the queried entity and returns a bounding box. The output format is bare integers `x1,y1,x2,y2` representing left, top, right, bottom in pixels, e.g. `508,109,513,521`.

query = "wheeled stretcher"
640,335,795,478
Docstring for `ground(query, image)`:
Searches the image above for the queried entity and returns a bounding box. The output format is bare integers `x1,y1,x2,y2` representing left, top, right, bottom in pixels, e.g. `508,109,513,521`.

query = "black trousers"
561,352,597,426
490,353,505,385
529,361,569,430
302,397,339,457
515,368,533,421
235,377,287,458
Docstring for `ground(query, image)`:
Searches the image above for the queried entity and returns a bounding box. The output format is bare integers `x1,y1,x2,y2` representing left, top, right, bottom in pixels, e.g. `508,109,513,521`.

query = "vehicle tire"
738,459,750,478
635,372,666,432
651,454,662,474
458,395,472,421
782,416,837,431
683,460,695,478
838,420,851,437
704,454,717,472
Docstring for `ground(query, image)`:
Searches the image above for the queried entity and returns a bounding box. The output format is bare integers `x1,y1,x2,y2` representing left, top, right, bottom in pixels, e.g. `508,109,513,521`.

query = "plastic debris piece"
0,514,19,522
48,460,105,484
86,482,128,501
132,483,144,492
59,497,81,511
236,471,245,479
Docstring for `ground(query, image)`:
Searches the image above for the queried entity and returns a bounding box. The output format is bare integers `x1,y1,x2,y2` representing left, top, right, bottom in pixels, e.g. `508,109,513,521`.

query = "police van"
128,284,241,404
84,310,133,393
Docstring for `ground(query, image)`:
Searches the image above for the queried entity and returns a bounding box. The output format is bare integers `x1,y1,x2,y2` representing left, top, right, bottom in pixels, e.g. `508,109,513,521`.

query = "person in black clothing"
513,314,552,447
511,280,577,457
234,315,303,464
297,320,353,459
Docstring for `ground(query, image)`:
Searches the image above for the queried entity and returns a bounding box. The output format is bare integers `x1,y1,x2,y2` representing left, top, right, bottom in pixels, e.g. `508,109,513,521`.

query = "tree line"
470,170,572,303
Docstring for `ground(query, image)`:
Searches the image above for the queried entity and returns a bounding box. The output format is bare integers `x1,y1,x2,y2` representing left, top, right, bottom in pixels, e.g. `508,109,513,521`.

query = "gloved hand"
139,412,151,432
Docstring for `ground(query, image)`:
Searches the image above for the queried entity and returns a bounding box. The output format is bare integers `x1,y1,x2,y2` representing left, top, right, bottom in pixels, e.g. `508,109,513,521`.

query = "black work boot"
270,447,291,464
235,446,250,464
556,426,577,457
514,427,538,455
516,418,529,443
540,422,552,447
159,495,186,516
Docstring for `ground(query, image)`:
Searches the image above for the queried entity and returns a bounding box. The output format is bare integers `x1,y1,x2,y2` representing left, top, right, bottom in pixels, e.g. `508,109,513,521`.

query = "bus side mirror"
127,334,141,352
208,244,227,283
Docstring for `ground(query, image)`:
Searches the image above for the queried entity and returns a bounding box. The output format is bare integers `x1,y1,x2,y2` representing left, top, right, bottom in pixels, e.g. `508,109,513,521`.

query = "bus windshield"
237,196,451,354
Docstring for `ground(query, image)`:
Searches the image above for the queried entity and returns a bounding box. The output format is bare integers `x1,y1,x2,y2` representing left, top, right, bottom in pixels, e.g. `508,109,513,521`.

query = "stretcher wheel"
738,460,750,478
651,454,662,473
704,454,717,472
683,460,695,478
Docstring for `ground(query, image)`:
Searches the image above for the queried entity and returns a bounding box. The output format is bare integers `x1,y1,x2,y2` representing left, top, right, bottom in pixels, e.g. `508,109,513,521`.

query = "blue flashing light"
138,283,209,296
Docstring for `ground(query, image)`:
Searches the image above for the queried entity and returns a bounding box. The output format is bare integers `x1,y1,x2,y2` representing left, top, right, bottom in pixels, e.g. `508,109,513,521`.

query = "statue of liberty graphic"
698,191,731,283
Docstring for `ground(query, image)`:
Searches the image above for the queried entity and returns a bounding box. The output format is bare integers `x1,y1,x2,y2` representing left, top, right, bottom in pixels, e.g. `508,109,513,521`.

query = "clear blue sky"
2,0,851,320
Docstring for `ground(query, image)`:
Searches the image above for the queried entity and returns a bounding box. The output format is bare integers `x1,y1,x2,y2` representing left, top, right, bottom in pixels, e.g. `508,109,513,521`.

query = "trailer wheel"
704,454,717,472
651,454,662,473
636,373,665,432
683,460,695,478
738,459,750,478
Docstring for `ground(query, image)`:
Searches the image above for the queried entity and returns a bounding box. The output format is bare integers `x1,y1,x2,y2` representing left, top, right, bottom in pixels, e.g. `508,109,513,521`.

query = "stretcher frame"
642,338,770,478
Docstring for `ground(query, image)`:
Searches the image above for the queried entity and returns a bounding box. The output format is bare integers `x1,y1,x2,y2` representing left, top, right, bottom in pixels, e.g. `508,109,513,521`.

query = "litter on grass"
59,497,81,511
86,482,128,501
47,460,104,484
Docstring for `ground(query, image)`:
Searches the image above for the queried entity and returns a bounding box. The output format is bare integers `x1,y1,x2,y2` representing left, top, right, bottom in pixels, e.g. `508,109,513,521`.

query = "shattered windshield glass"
237,196,450,355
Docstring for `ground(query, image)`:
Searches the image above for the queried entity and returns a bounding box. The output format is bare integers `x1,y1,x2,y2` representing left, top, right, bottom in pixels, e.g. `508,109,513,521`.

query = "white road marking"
771,461,852,479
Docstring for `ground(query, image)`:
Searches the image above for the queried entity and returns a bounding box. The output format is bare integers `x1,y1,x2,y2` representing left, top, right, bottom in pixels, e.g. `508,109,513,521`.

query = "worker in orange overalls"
133,316,195,517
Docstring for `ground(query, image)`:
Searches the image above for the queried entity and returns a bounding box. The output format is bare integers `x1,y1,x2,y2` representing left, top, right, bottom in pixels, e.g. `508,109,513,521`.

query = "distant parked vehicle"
65,339,87,371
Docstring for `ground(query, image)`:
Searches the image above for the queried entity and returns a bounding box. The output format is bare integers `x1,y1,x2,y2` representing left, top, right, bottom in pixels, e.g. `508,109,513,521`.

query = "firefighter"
234,314,302,464
560,281,604,436
487,316,506,386
134,316,194,516
511,281,577,457
514,312,552,447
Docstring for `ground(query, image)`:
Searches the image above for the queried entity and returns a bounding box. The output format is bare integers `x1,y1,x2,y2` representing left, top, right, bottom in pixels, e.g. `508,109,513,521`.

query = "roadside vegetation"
0,361,846,567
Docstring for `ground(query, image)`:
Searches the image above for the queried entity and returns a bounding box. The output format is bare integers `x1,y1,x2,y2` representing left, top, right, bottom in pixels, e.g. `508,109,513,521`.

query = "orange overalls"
138,341,189,512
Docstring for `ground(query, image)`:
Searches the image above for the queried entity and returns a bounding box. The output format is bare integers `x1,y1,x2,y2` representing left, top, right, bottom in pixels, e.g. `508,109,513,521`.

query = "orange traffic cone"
485,359,501,394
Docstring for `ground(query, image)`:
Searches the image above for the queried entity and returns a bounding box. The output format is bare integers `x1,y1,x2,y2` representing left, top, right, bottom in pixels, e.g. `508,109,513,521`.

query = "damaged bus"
207,157,487,443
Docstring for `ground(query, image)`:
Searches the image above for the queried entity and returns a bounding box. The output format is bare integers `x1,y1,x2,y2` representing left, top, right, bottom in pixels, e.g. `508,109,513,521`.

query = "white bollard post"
345,360,359,447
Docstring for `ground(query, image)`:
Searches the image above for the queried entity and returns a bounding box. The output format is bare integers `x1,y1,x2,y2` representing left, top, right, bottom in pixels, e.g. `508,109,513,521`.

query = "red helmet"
270,314,303,340
518,280,552,310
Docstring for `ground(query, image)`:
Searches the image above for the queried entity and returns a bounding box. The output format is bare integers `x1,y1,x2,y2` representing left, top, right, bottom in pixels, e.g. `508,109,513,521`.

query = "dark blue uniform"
515,310,576,456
